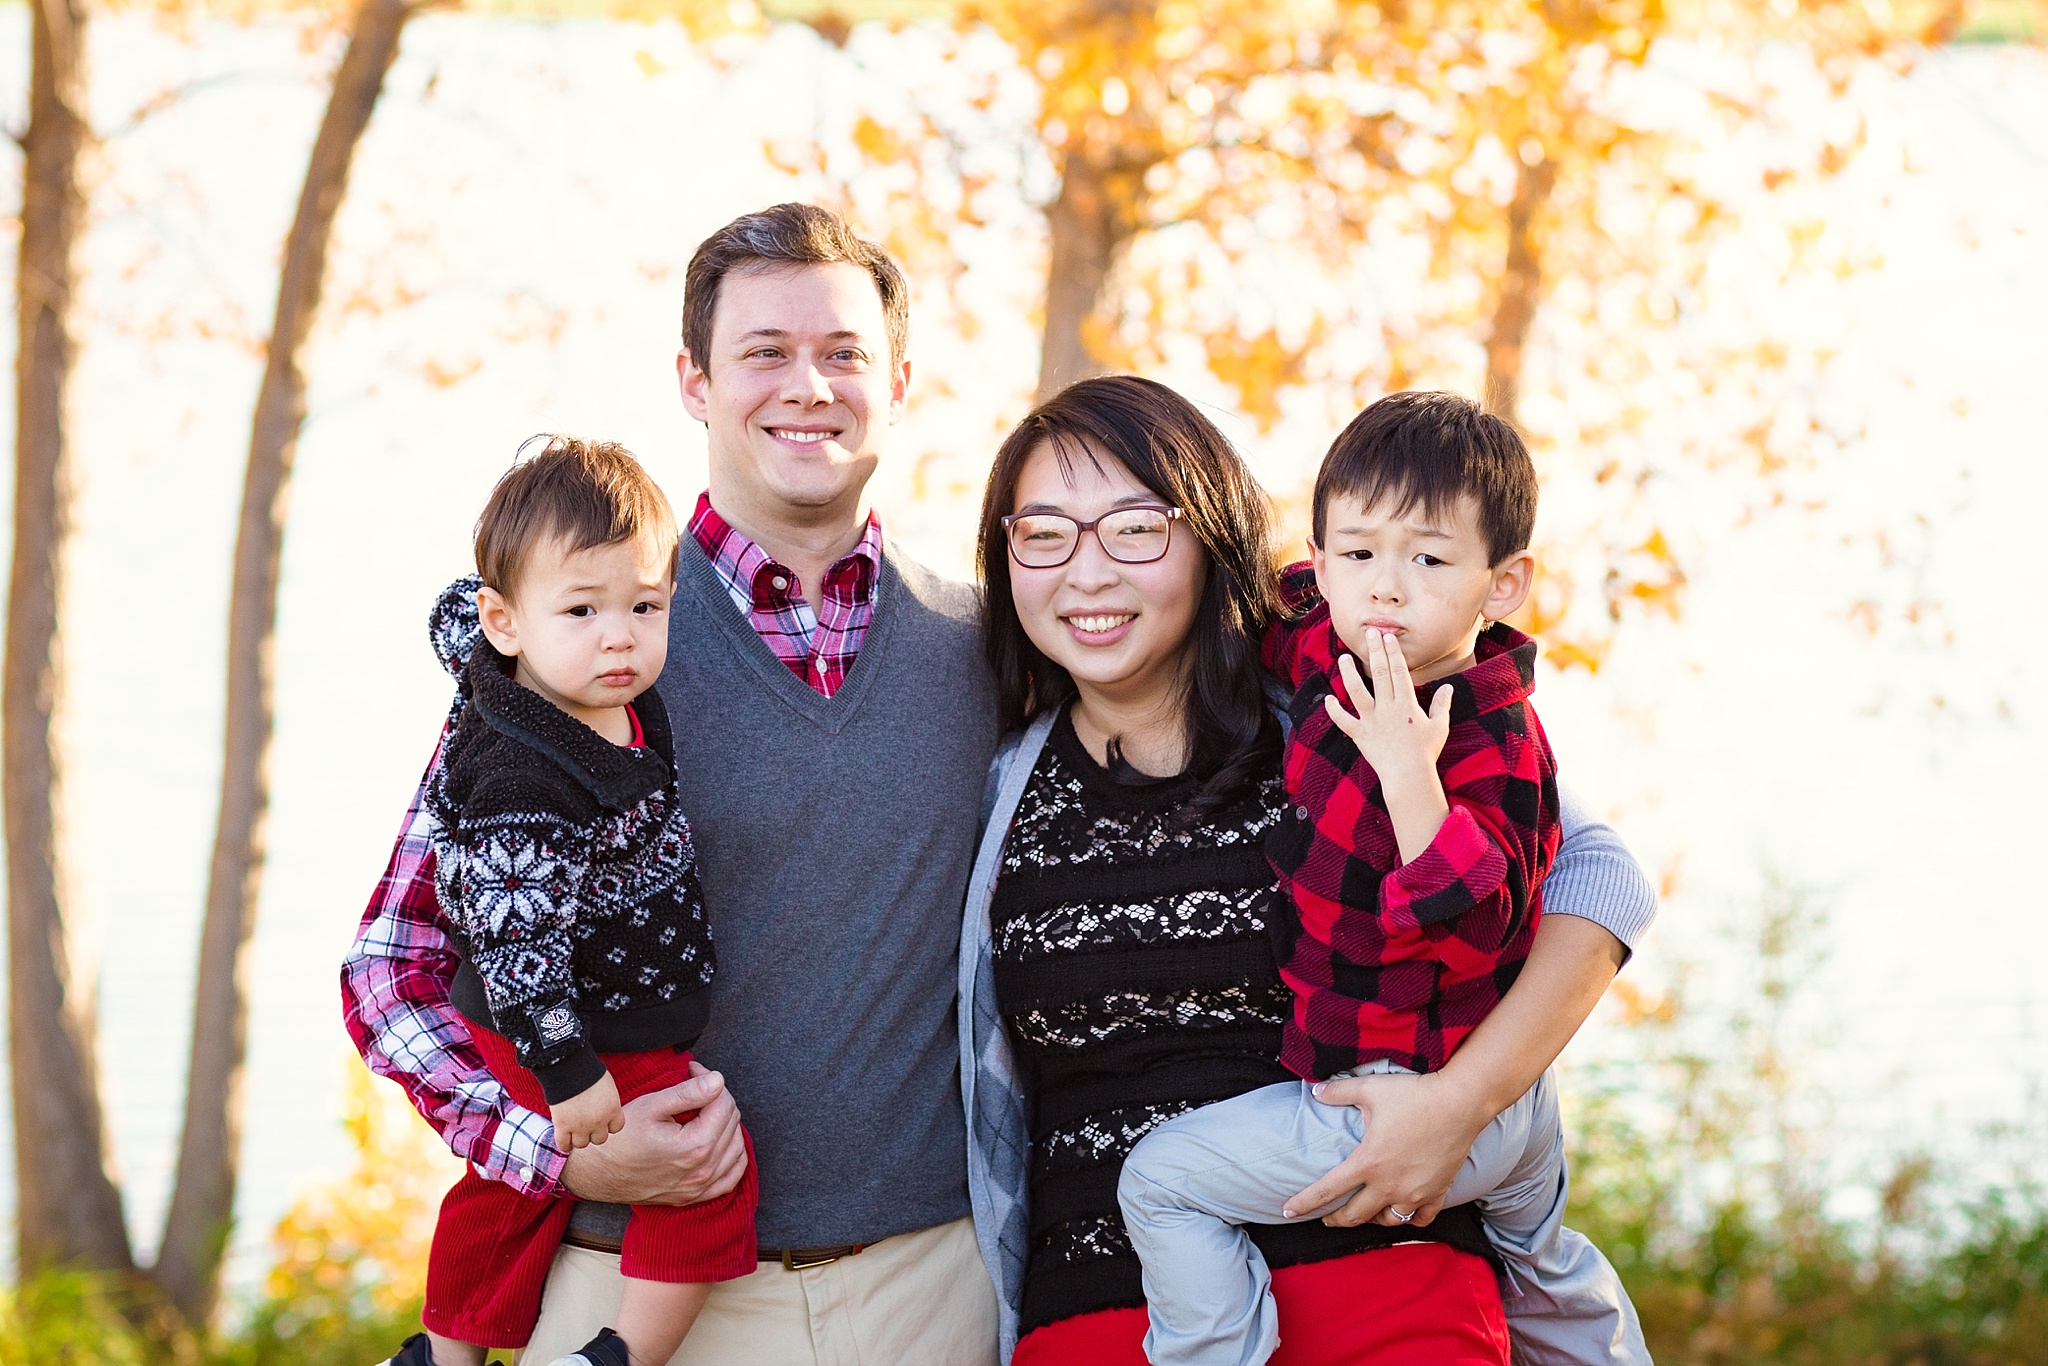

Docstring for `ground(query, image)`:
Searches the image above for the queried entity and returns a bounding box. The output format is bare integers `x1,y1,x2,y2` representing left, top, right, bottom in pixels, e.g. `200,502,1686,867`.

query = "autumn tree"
5,0,432,1309
965,0,1399,402
802,0,1949,664
6,0,133,1283
153,0,429,1323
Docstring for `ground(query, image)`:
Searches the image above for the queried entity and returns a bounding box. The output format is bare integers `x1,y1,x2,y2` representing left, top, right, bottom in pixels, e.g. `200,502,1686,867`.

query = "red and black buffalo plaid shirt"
1262,563,1560,1081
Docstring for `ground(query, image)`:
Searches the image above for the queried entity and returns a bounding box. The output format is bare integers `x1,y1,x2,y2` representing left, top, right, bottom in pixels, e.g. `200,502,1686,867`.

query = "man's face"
677,261,909,529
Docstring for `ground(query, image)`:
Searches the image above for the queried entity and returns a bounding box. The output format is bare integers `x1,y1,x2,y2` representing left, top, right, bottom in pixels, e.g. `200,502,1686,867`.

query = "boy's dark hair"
977,374,1283,809
682,203,909,373
474,435,678,599
1312,391,1537,565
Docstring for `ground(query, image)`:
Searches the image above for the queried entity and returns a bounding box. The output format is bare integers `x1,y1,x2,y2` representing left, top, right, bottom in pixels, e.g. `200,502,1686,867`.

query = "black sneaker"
375,1335,438,1366
548,1327,633,1366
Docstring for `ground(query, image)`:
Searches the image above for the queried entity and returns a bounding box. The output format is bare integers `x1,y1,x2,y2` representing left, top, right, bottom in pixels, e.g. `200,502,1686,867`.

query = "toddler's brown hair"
473,435,678,599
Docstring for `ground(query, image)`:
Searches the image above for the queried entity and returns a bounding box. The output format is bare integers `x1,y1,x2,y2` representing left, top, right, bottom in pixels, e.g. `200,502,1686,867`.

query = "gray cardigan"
956,710,1660,1362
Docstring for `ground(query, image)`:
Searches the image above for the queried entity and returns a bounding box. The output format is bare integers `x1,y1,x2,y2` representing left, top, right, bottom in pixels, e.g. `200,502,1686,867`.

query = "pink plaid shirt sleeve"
339,735,566,1198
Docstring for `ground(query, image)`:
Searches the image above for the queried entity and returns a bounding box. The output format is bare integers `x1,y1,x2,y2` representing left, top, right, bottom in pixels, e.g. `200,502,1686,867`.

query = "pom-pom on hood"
429,575,485,683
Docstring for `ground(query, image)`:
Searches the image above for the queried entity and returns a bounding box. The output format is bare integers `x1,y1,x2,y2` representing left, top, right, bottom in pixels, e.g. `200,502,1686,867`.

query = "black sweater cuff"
532,1043,608,1106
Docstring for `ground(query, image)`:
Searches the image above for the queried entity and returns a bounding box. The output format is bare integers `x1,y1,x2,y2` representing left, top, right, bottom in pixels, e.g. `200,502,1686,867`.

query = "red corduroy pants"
421,1024,757,1348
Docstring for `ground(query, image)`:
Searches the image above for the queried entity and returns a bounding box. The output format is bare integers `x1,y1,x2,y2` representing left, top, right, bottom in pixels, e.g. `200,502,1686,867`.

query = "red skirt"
1012,1242,1510,1366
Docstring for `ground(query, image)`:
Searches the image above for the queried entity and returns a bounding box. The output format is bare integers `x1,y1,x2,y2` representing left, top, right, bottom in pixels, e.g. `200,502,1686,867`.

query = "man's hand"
550,1071,625,1150
1281,1070,1489,1228
1324,635,1453,863
559,1060,748,1207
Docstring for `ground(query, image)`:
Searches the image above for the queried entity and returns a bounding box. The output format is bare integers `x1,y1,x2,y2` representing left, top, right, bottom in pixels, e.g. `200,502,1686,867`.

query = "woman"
958,376,1655,1364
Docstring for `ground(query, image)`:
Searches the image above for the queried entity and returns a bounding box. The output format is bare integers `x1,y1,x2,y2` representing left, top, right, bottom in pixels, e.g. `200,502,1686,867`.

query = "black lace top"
990,708,1490,1335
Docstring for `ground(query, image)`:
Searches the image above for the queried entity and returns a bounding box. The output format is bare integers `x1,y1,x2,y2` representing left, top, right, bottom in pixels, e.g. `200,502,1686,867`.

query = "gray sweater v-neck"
572,537,999,1247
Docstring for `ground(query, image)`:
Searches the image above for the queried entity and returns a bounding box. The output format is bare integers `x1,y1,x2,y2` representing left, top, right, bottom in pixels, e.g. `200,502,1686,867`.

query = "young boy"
377,437,756,1366
1117,392,1647,1366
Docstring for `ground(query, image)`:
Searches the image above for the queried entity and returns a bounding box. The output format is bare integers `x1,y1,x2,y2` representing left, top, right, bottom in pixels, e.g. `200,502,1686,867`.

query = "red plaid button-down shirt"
687,493,882,700
1262,562,1560,1081
339,498,886,1196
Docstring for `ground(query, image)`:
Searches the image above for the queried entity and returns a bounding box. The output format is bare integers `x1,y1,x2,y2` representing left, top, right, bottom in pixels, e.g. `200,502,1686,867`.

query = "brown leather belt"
562,1228,866,1271
761,1243,866,1271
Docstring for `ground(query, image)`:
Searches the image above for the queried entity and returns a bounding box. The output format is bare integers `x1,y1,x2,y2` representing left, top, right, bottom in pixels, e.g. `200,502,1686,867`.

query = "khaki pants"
516,1216,1000,1366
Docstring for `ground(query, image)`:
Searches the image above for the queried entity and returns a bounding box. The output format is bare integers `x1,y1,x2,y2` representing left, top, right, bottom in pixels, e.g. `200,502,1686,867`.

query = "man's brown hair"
1312,391,1537,566
473,435,678,599
681,203,909,372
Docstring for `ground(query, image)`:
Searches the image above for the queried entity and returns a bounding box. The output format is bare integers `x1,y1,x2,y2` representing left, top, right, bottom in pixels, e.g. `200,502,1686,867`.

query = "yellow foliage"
1203,322,1327,432
259,1060,462,1324
851,115,907,165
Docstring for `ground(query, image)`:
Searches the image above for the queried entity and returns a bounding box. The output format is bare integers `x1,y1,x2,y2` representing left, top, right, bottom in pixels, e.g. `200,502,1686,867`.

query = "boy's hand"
1324,629,1452,778
551,1071,625,1150
1324,630,1453,863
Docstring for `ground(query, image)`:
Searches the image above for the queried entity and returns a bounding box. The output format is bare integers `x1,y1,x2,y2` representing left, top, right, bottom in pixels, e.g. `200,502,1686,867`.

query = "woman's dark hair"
976,375,1283,806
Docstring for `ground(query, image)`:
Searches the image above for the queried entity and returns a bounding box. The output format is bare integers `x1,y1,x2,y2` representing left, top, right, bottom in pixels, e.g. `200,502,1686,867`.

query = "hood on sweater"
429,575,486,685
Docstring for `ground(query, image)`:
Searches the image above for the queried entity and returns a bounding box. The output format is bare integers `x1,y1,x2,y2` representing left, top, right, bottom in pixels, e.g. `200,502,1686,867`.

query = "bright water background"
0,10,2040,1292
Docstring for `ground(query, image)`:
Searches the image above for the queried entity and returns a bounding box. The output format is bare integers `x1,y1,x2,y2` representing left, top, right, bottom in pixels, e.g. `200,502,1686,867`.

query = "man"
344,203,1003,1363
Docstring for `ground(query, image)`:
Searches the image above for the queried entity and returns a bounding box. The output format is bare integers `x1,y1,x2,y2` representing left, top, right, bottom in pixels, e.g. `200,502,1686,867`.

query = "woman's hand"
559,1060,749,1206
1283,1070,1492,1228
550,1070,626,1150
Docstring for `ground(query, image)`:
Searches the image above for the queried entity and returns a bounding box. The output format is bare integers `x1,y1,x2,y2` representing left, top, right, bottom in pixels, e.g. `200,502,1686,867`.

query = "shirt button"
771,575,789,592
1296,806,1310,821
519,1165,534,1183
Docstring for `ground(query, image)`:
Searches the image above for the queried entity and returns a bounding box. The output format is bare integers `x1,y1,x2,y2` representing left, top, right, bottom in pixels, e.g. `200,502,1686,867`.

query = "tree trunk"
153,0,415,1325
1482,153,1557,427
1036,148,1145,404
7,0,135,1278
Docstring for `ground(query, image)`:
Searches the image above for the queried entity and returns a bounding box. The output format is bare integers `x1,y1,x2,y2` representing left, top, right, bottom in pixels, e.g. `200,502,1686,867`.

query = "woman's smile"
1061,610,1138,642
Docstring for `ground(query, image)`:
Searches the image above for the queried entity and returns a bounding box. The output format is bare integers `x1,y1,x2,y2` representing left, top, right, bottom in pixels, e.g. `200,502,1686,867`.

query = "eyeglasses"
1001,505,1183,569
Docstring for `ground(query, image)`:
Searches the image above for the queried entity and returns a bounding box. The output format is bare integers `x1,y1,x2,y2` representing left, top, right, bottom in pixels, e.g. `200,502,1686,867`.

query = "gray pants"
1117,1065,1649,1366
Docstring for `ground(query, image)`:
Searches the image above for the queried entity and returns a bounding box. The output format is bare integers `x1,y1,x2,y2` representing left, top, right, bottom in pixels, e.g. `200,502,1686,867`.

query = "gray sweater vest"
589,536,999,1247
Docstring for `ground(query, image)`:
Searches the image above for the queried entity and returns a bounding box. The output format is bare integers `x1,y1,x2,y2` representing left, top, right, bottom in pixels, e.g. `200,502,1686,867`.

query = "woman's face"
1007,439,1207,718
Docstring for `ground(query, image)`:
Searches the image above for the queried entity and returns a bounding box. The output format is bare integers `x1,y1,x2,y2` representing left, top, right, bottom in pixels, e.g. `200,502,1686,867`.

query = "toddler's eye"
565,605,595,618
1344,549,1373,562
1415,554,1444,567
633,600,664,616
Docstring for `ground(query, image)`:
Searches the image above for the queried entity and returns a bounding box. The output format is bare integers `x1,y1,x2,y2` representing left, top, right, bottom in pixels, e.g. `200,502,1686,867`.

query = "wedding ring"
1390,1207,1416,1223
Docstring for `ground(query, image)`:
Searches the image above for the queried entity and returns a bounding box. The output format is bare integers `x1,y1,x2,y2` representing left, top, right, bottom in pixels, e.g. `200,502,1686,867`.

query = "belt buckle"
780,1247,842,1271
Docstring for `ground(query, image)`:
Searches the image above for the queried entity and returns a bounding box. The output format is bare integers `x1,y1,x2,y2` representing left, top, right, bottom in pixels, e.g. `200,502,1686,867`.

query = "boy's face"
1310,491,1534,686
676,261,909,533
475,532,675,730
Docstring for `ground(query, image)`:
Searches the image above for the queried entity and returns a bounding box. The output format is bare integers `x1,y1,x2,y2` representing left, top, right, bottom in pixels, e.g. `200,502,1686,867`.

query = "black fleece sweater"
426,582,717,1103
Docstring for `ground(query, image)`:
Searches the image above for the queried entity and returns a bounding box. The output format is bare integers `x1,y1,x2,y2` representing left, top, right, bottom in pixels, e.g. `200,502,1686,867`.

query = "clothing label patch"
534,1004,580,1045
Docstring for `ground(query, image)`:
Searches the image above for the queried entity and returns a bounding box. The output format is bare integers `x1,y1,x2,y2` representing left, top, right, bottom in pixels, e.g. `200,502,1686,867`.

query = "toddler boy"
1118,392,1646,1366
377,437,756,1366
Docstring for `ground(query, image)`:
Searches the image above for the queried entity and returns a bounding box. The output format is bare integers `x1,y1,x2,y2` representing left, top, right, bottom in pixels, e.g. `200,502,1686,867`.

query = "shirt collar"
687,491,884,609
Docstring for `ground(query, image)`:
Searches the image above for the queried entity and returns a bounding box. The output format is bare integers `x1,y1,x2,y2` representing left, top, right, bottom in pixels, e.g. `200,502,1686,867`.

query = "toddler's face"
477,533,674,729
1310,491,1532,685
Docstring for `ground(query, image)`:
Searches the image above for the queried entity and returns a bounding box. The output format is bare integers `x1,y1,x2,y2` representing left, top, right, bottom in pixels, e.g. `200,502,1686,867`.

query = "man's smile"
768,426,841,446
